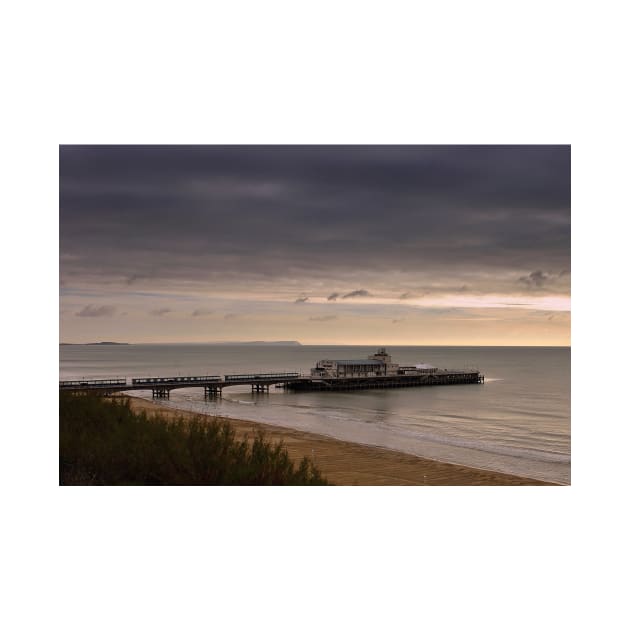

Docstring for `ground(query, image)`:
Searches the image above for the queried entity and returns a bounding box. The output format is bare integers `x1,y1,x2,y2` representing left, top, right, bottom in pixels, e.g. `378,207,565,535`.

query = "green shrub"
59,393,328,485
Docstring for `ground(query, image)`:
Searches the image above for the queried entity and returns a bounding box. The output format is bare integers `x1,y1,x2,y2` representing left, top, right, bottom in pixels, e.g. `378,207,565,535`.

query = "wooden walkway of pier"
60,369,484,398
59,373,303,398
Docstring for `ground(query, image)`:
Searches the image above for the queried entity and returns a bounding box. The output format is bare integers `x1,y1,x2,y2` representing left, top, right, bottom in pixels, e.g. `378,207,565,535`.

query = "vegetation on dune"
59,393,328,485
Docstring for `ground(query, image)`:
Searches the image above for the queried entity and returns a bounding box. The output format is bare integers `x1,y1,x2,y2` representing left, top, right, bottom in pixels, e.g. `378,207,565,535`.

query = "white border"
5,1,627,628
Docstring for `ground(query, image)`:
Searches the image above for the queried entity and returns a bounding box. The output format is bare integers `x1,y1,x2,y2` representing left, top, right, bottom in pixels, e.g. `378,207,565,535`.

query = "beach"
125,396,556,486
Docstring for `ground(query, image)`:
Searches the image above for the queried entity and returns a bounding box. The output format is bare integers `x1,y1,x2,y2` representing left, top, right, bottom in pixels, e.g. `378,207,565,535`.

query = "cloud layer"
60,146,570,286
60,146,570,344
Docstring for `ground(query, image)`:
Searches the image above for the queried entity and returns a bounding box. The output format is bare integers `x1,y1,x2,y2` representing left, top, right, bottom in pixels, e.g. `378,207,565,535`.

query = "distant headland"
60,342,131,346
206,341,302,346
60,341,301,346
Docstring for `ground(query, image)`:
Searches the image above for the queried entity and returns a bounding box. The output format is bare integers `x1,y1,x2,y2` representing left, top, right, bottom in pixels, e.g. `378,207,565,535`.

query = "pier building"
311,348,400,378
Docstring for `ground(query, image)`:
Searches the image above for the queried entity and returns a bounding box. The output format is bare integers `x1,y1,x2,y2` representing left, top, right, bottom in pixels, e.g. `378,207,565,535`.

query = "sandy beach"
124,396,556,486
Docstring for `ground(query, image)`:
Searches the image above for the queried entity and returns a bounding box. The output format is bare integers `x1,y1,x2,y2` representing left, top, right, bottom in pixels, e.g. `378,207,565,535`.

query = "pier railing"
131,376,221,385
224,372,301,382
60,378,127,388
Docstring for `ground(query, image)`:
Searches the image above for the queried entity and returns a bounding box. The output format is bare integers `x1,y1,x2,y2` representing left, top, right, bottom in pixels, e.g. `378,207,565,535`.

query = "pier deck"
60,369,483,398
284,370,483,391
59,373,303,398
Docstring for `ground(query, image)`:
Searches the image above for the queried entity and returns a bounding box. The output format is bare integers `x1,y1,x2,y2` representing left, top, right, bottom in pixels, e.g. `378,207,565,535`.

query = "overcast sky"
60,145,570,345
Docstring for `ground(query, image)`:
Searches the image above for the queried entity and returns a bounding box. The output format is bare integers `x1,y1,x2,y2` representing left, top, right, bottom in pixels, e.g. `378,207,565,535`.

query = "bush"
59,393,328,485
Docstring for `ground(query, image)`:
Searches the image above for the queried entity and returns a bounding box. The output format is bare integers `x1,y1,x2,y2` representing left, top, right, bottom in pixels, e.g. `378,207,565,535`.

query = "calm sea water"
59,344,571,484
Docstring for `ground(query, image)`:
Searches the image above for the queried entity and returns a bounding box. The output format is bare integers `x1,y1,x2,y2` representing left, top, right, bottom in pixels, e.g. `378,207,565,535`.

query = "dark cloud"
60,145,569,209
399,291,430,300
342,289,372,299
519,270,550,288
191,309,214,317
327,293,340,301
75,304,117,317
309,315,337,322
224,313,238,320
126,272,155,285
392,318,404,324
59,146,570,293
294,296,309,303
150,308,172,316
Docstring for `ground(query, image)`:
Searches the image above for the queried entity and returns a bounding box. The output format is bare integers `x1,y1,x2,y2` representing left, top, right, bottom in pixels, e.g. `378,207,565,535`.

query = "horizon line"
60,340,571,348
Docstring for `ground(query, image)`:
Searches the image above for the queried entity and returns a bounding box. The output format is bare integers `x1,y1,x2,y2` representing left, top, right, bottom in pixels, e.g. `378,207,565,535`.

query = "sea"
59,344,571,484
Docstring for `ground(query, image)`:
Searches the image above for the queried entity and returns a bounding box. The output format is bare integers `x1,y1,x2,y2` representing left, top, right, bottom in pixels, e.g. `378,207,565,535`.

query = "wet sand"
125,396,556,485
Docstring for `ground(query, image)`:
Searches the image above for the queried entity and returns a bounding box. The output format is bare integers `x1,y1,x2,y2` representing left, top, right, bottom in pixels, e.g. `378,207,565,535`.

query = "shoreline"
123,396,557,486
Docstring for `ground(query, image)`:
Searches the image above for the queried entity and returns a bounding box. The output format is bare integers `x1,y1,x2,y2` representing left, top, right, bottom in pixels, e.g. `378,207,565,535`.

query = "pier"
60,349,483,397
59,370,483,397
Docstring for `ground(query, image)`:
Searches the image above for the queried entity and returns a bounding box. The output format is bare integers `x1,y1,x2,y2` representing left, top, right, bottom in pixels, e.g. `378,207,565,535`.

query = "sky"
59,145,570,345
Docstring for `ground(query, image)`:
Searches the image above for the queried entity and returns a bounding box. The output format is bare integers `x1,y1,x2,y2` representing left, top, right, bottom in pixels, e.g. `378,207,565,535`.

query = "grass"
59,393,329,485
